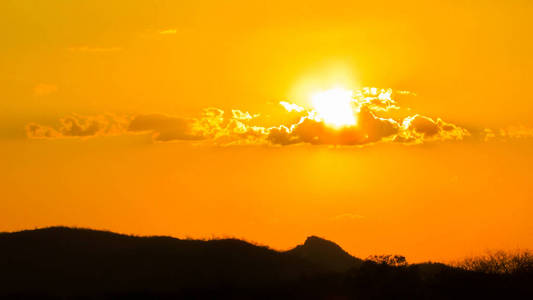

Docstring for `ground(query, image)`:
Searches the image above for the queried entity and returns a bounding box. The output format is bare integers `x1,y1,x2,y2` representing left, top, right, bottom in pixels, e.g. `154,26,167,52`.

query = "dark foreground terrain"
0,227,531,299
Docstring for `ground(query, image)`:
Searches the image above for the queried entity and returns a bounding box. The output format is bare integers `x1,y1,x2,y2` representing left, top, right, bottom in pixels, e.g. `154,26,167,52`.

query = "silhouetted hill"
0,227,320,294
287,235,362,272
1,227,531,299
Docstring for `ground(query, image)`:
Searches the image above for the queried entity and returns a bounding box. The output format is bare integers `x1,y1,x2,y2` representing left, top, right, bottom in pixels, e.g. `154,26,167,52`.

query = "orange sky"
1,0,532,262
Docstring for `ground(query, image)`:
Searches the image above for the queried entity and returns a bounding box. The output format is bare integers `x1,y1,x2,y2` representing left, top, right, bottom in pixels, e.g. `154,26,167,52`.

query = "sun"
310,88,357,128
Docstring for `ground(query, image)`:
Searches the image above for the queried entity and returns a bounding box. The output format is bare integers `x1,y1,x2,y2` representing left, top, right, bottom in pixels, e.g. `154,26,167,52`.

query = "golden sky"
1,0,532,262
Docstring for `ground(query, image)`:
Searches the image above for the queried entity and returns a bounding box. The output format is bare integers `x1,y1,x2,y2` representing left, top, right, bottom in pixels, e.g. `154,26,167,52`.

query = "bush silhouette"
366,254,408,267
456,249,533,274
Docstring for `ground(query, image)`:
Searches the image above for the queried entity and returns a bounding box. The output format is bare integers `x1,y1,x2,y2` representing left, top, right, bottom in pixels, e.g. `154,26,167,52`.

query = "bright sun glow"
311,88,357,128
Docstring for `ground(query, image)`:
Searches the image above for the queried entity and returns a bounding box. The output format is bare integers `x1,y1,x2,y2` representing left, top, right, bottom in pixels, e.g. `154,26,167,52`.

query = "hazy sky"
1,0,532,262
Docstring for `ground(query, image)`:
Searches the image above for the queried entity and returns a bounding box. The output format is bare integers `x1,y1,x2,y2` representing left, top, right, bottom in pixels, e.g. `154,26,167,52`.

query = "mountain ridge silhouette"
287,235,362,272
1,226,531,299
0,227,353,294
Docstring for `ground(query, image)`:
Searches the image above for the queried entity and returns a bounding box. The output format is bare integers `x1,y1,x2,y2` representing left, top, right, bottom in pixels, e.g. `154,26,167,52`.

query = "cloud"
231,110,258,121
159,29,177,35
26,87,474,147
483,126,533,142
267,107,398,146
26,114,130,139
26,123,59,139
128,114,205,142
33,84,58,96
397,115,470,144
280,101,305,113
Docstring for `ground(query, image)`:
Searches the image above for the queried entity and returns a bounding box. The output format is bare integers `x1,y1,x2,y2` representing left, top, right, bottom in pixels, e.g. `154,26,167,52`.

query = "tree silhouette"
456,249,533,274
366,254,408,267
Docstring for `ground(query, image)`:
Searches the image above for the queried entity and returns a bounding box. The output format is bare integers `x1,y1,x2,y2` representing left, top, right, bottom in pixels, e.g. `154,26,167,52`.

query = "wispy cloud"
483,126,533,142
159,29,177,35
27,114,130,139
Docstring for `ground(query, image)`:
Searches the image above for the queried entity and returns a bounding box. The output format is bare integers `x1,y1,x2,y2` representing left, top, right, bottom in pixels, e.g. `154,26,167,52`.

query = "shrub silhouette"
366,254,408,267
456,249,533,274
